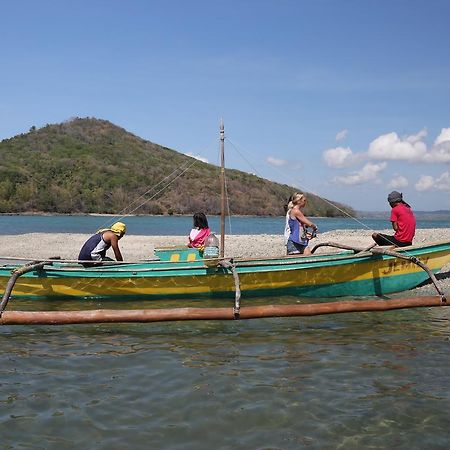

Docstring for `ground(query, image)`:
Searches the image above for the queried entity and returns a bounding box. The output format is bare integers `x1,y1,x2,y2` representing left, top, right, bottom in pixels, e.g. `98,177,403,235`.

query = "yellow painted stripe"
2,249,448,298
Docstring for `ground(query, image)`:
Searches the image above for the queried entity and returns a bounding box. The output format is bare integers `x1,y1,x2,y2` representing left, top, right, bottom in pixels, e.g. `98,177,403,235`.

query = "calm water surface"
1,296,450,449
2,215,450,448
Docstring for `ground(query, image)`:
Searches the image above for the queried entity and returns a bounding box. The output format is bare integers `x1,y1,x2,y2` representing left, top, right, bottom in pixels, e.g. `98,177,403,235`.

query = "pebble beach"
1,228,449,295
1,228,449,260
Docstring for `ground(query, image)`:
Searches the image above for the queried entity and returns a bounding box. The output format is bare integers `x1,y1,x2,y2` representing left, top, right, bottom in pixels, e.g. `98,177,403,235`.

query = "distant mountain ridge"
358,210,450,219
0,117,354,217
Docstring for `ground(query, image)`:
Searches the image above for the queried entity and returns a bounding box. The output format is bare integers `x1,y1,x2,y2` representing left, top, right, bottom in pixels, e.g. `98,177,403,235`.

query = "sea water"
1,300,450,449
0,214,449,235
1,215,450,448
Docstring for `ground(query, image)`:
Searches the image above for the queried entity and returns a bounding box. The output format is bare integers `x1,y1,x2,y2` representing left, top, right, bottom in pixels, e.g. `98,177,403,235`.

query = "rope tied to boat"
0,261,53,317
218,259,241,318
311,241,447,302
369,246,446,301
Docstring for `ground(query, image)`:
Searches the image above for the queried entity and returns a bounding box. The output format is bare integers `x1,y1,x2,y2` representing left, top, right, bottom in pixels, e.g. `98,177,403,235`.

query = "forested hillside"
0,118,354,217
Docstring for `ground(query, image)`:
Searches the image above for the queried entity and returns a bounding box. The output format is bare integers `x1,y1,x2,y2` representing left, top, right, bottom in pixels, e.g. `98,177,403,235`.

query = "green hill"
0,117,354,217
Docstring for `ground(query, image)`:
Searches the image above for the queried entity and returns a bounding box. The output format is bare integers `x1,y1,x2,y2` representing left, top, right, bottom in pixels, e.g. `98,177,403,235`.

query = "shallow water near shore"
2,296,450,449
1,216,450,448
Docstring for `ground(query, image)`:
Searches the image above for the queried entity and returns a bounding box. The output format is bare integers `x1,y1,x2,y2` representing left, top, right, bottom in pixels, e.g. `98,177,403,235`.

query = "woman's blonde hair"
287,192,305,210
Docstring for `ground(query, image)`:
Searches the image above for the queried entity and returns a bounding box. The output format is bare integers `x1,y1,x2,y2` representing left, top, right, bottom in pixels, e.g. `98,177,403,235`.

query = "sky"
1,0,450,212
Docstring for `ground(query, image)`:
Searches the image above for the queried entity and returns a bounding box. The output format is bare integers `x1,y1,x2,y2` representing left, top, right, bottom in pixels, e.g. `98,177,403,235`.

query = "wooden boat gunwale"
1,239,448,275
0,239,448,300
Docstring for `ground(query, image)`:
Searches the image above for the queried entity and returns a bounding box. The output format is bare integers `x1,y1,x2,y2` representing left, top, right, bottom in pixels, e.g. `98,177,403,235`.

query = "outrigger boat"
1,122,449,324
1,239,450,326
0,240,450,301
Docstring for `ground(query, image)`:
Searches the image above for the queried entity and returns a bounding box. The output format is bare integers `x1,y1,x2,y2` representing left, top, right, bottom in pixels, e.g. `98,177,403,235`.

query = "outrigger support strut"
311,242,446,302
0,261,52,317
219,259,241,318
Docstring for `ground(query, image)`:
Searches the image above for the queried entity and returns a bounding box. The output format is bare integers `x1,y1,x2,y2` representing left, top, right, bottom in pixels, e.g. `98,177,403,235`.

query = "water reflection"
2,300,450,449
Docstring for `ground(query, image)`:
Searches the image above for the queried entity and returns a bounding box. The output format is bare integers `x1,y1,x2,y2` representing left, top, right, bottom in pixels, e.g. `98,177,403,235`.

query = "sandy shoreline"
0,228,449,260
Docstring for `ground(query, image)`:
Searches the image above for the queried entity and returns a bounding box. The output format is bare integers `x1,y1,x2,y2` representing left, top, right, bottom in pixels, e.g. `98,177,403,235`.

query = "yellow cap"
110,222,126,236
98,221,126,237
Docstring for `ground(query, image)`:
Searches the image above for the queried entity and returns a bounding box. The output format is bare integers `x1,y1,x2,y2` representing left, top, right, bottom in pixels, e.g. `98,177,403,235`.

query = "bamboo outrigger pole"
0,296,447,325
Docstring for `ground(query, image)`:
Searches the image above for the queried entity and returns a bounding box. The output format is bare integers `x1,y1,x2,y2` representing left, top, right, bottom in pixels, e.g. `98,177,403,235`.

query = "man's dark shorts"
373,233,412,247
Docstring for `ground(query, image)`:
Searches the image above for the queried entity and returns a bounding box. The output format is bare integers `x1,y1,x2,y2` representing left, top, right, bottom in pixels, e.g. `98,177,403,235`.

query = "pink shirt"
391,203,416,243
188,227,211,248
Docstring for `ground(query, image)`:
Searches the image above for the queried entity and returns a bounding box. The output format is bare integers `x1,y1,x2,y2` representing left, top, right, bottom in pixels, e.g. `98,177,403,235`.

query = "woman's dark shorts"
287,239,308,254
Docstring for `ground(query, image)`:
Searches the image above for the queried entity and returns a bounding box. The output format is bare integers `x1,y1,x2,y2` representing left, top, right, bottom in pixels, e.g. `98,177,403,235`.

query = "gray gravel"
1,229,449,296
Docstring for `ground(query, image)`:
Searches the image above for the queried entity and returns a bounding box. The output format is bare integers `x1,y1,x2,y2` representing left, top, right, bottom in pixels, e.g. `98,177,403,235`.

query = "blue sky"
1,0,450,212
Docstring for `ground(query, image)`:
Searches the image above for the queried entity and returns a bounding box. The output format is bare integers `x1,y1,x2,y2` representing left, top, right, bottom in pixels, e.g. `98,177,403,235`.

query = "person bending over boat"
188,212,211,248
78,221,126,266
372,191,416,247
286,193,317,256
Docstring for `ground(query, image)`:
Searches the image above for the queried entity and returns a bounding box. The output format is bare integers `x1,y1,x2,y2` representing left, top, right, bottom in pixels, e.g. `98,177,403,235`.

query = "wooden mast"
220,119,225,257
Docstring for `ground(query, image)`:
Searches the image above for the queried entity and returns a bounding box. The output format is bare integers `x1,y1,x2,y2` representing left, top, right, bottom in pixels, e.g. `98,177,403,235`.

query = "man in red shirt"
372,191,416,247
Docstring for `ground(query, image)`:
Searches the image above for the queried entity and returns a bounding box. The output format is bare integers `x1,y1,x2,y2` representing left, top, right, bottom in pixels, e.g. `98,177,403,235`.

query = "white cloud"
388,175,409,189
321,128,450,173
323,146,356,168
367,131,427,161
434,128,450,145
406,129,427,144
424,129,450,163
365,128,450,164
335,129,348,141
333,162,386,186
415,175,434,192
185,152,208,163
434,172,450,190
267,156,288,167
424,144,450,163
415,172,450,192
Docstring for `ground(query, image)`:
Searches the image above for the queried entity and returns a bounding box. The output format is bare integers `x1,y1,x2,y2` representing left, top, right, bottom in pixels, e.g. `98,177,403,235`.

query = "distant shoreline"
0,212,350,219
2,211,450,219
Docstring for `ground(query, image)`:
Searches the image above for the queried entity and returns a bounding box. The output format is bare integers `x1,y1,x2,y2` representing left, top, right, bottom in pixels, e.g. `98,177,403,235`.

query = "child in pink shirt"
188,213,211,248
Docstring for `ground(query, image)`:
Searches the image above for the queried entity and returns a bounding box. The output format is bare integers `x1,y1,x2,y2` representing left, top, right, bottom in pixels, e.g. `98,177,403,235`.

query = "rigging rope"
97,135,219,231
97,158,199,230
226,137,370,226
225,135,427,261
223,167,233,235
213,134,233,235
